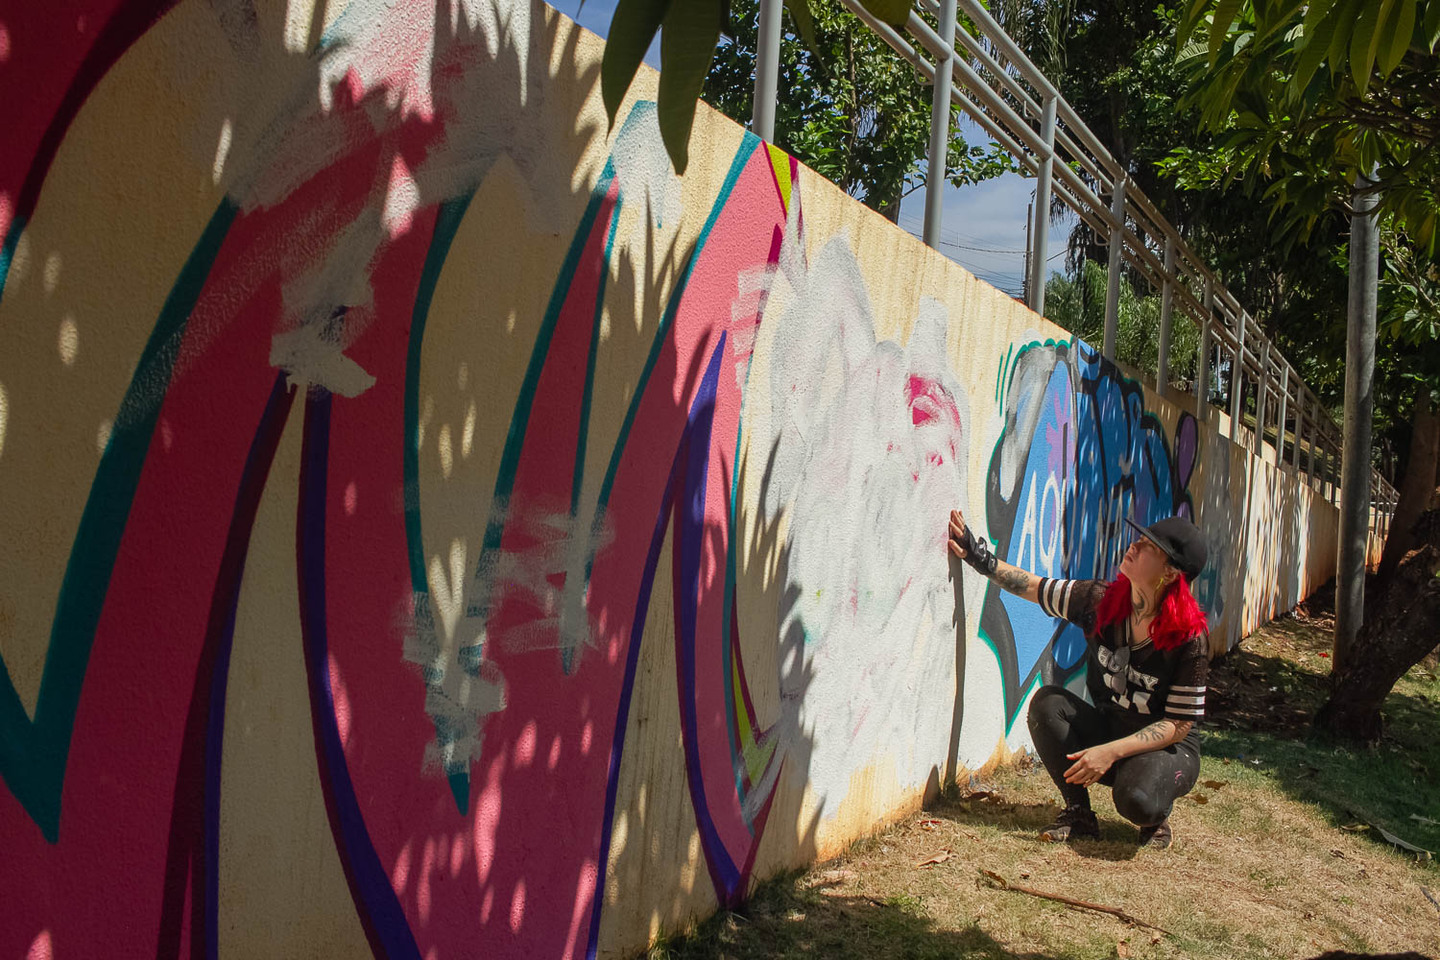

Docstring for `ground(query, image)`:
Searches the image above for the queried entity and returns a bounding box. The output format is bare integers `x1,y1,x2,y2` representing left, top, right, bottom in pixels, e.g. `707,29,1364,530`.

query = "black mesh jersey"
1036,578,1207,729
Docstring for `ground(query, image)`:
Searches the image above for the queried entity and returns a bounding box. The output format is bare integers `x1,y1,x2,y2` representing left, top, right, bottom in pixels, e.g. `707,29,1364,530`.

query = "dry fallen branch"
977,870,1175,936
1374,824,1434,862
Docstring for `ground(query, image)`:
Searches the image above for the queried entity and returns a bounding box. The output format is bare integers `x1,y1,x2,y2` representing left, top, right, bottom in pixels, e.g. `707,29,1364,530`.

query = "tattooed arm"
1061,719,1194,786
947,510,1041,604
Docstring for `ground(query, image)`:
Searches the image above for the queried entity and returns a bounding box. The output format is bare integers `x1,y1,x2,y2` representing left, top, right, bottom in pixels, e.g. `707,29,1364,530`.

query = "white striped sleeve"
1163,638,1209,722
1164,684,1207,720
1036,578,1077,620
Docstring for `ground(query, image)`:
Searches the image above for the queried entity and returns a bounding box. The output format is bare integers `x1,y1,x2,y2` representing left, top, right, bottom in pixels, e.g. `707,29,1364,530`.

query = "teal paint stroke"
592,132,761,518
0,200,238,841
0,214,28,305
462,163,617,624
559,198,625,676
405,195,475,593
404,195,476,814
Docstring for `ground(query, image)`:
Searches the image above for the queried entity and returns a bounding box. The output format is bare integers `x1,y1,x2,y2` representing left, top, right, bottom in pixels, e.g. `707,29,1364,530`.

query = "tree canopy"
1170,0,1440,258
701,0,1017,220
602,0,915,173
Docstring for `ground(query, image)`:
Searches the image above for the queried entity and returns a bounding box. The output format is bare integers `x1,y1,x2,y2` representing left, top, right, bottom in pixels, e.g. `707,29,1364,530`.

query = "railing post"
1027,94,1059,317
751,0,784,141
1229,310,1246,443
1196,277,1213,425
1327,433,1337,504
923,0,958,248
1276,362,1289,467
1102,175,1128,360
1157,237,1175,393
1306,399,1317,485
1293,394,1303,471
1254,342,1270,458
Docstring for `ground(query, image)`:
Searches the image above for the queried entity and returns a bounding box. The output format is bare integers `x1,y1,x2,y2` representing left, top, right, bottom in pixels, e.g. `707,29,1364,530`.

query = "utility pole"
1335,176,1380,668
1023,200,1033,304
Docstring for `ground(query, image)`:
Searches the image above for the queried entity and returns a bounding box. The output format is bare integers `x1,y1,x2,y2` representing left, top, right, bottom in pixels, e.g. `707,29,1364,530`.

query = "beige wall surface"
0,1,1351,957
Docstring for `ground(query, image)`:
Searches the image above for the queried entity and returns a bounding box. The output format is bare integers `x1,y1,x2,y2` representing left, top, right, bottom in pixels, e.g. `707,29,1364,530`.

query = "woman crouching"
948,509,1210,849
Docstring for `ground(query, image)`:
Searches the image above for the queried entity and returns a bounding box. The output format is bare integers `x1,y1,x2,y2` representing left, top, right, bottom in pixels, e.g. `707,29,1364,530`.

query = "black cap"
1124,516,1207,580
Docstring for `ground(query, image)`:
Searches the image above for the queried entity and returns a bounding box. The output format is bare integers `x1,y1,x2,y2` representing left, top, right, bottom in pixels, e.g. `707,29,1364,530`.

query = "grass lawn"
645,589,1440,959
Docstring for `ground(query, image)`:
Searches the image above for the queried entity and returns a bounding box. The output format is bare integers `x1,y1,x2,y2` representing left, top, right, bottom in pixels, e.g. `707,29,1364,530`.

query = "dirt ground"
654,594,1440,960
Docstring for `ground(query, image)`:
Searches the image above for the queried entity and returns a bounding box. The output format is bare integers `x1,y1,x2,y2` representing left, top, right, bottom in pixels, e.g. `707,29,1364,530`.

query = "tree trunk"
1378,390,1439,578
1316,509,1440,741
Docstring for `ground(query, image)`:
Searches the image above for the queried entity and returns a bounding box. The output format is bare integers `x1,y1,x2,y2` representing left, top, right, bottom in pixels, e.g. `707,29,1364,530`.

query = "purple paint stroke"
298,389,421,960
202,373,297,958
583,410,686,960
673,333,745,904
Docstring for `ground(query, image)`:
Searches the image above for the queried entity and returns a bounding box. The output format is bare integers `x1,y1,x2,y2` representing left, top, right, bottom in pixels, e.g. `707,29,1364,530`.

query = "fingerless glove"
952,525,998,576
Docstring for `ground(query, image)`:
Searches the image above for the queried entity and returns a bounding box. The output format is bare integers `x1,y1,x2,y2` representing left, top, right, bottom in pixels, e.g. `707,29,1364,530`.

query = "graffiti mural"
981,339,1206,724
0,0,1345,956
0,0,803,955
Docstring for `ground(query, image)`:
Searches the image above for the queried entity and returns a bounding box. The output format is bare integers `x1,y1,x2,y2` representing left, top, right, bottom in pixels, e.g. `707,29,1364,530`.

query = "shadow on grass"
648,869,1061,960
926,791,1144,863
1206,601,1440,864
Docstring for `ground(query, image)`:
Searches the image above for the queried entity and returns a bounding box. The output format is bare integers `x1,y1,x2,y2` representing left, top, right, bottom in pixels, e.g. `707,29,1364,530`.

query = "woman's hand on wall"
948,510,991,571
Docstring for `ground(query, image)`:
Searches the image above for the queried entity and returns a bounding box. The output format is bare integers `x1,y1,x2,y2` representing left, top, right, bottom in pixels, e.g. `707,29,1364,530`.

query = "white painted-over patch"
755,221,972,816
270,322,377,398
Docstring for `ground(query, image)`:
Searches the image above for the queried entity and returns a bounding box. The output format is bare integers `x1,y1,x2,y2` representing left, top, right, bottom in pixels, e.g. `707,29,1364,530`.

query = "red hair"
1094,573,1209,651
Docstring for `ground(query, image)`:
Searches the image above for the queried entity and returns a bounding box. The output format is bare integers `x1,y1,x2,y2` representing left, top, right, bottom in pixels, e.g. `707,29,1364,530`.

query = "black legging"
1026,685,1200,827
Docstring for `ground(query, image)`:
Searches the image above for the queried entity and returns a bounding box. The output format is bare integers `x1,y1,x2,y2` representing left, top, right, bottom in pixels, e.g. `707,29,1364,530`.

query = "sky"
546,0,1073,300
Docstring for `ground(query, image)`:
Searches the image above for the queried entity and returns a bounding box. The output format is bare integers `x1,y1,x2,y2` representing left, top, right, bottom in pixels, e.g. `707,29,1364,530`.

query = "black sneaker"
1138,819,1173,849
1039,804,1099,842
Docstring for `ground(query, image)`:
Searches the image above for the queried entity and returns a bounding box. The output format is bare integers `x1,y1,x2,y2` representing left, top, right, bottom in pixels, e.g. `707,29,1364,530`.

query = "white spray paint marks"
755,228,970,813
610,102,682,242
269,317,377,397
463,500,613,660
403,556,508,777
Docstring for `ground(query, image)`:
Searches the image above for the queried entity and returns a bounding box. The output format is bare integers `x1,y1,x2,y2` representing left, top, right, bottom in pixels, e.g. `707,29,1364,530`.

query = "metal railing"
748,0,1399,521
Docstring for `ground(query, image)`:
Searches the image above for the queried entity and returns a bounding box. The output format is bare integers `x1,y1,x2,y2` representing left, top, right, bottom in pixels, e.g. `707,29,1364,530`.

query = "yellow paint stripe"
743,736,777,787
733,656,754,748
766,145,792,212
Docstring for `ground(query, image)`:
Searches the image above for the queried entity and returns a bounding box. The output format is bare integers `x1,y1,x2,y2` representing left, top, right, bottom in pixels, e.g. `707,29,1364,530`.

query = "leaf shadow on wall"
395,45,825,960
0,0,646,958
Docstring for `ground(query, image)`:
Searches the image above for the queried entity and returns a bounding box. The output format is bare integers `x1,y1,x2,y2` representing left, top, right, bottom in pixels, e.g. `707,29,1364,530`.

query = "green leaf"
1254,0,1309,47
1209,0,1244,66
1379,0,1417,75
657,0,726,173
783,0,816,48
1178,0,1216,46
859,0,912,28
1426,0,1440,51
1348,0,1387,91
1325,0,1362,70
602,0,673,127
1291,0,1340,90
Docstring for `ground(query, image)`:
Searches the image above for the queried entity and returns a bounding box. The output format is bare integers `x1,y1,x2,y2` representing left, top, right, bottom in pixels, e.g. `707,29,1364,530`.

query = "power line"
896,215,1031,254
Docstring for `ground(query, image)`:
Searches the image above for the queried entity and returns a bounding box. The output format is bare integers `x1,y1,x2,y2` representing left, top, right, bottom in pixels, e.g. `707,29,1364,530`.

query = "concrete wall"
0,1,1353,957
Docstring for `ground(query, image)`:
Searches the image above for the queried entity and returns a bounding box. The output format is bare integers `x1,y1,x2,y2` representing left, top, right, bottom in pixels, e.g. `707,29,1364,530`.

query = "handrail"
791,0,1395,522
